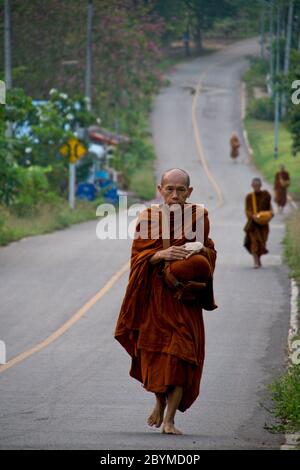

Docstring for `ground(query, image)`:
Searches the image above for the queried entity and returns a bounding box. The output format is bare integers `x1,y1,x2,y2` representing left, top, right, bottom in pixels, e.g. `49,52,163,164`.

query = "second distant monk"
230,133,240,162
243,177,274,268
274,165,290,213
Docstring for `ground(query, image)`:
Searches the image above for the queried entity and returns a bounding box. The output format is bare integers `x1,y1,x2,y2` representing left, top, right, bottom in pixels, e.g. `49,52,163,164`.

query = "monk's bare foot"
161,422,183,435
147,401,166,428
253,254,260,268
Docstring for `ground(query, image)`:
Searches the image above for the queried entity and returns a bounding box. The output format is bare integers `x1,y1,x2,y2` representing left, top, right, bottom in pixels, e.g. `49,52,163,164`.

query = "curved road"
0,38,291,449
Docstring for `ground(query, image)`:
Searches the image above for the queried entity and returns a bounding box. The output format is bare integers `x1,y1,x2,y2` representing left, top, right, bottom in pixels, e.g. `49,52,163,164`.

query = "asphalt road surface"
0,38,292,450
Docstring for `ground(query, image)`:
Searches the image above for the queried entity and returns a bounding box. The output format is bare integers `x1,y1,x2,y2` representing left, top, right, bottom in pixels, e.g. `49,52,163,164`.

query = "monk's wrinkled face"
252,180,262,193
158,171,193,206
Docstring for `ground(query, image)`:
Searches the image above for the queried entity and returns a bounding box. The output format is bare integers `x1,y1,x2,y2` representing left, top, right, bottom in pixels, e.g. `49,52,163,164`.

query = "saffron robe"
243,190,273,257
230,135,240,159
274,170,290,207
114,203,217,412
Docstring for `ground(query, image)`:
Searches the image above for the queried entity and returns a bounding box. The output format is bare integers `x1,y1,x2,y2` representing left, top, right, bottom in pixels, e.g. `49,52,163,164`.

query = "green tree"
183,0,239,52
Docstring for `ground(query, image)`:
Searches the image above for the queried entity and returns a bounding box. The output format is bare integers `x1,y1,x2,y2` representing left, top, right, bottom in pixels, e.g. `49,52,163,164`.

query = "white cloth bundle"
183,241,203,251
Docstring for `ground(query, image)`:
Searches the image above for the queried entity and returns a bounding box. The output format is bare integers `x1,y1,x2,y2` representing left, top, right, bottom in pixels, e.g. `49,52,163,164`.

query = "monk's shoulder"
135,207,152,225
189,202,208,214
139,207,151,217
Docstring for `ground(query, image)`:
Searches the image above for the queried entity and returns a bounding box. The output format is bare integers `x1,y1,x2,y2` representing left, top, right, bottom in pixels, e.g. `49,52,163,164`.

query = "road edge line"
280,278,300,450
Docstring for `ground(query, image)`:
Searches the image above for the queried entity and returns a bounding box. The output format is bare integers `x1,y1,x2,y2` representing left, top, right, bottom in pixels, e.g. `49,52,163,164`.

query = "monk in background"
114,168,217,435
230,133,240,162
244,177,273,268
274,165,290,213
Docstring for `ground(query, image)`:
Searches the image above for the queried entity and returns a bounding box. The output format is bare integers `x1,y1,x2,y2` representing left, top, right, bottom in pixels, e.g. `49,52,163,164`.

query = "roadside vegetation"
269,363,300,435
243,53,300,201
245,117,300,199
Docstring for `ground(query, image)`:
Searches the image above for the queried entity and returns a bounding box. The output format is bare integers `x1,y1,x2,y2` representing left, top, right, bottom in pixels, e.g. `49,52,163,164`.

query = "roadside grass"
0,198,103,246
244,117,300,201
269,363,300,434
283,208,300,283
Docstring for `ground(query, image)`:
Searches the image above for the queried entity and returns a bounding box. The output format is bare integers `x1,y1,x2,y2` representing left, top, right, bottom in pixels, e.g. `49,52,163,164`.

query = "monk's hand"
161,246,190,261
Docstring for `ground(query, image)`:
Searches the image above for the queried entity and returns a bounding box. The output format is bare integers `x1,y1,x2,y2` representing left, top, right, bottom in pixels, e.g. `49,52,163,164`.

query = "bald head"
251,177,262,193
161,168,190,188
158,168,193,206
252,177,261,185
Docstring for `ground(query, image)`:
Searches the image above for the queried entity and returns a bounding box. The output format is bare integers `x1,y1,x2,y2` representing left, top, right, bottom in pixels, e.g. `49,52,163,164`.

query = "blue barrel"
76,182,96,201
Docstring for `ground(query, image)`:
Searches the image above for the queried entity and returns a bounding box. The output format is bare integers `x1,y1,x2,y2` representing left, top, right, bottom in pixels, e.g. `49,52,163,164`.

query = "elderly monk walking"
244,177,274,268
114,168,217,435
274,165,290,213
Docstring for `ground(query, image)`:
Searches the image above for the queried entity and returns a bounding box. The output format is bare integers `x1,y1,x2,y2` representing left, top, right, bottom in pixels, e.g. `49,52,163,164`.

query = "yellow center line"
0,261,130,374
191,68,224,209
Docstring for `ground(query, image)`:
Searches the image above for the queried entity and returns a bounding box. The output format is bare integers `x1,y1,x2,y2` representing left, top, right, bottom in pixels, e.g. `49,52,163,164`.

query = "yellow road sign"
59,137,87,163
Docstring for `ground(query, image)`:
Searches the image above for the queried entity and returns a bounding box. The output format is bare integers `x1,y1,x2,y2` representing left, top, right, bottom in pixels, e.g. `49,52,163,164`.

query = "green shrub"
129,161,156,200
0,209,13,246
10,165,54,216
243,57,269,88
270,364,300,433
248,97,274,121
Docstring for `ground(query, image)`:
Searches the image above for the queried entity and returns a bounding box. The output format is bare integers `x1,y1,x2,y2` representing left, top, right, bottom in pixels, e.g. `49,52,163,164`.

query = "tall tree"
183,0,237,52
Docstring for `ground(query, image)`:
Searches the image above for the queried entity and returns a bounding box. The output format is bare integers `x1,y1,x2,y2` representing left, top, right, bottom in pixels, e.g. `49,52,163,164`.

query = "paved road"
0,38,292,449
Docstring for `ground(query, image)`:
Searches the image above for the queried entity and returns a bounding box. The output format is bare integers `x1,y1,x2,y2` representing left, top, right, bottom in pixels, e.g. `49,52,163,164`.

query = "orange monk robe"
274,170,290,207
243,190,273,257
230,135,240,159
114,203,217,412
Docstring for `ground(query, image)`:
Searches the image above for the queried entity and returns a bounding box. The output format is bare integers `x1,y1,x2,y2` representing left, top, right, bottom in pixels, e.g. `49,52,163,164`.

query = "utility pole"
274,4,280,159
85,0,93,112
4,0,12,90
282,0,294,117
269,1,274,95
260,5,266,59
4,0,12,138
